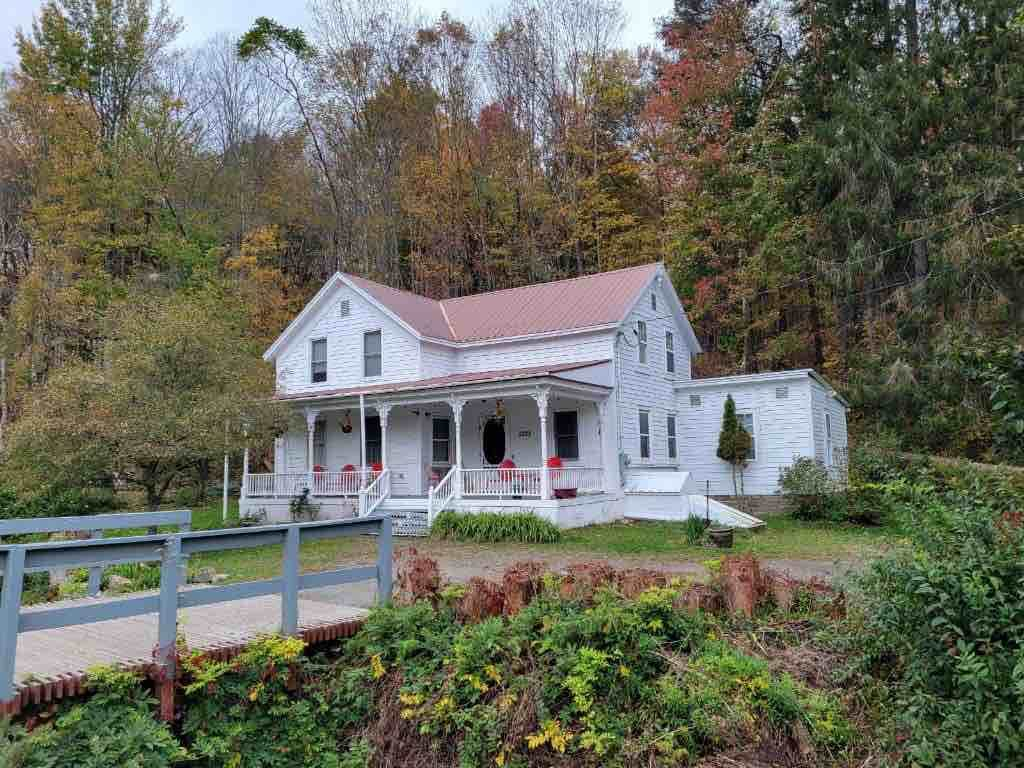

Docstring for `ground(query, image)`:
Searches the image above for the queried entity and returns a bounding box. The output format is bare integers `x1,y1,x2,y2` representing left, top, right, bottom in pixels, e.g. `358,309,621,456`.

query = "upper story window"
363,330,382,377
651,292,657,311
639,409,650,459
554,410,579,460
667,414,677,459
738,412,756,461
636,320,648,364
666,331,675,373
310,338,327,383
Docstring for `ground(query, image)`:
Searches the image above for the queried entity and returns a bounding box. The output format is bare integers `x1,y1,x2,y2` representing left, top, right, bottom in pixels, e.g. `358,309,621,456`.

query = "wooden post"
0,547,26,705
378,404,392,469
281,526,300,635
87,529,104,597
157,537,181,722
376,516,393,604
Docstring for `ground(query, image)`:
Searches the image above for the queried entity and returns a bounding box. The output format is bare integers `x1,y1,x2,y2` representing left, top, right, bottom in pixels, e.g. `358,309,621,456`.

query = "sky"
0,0,670,71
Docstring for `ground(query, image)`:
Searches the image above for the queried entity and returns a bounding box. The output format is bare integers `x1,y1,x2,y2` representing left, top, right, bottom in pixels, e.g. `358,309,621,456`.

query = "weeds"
431,510,561,543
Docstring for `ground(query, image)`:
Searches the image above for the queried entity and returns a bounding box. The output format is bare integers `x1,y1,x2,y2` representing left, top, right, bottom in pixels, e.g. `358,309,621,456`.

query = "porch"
240,374,621,532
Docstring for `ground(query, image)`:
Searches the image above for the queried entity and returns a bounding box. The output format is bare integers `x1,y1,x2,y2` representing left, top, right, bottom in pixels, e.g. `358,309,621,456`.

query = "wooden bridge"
0,515,391,718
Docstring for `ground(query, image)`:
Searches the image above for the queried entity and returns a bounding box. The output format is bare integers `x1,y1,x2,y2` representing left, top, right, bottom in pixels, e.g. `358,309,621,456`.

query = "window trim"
666,413,677,460
825,412,834,466
651,292,657,311
737,410,757,462
431,417,451,465
363,329,383,379
553,409,580,461
638,408,651,460
665,331,675,374
636,320,648,365
310,337,328,383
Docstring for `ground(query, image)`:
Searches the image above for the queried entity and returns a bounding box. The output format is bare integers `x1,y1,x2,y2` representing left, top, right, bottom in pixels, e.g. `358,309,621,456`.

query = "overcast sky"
1,0,670,71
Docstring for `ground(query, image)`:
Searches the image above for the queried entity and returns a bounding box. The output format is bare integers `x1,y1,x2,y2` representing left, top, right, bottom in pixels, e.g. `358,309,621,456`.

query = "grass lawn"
25,502,901,601
171,504,900,586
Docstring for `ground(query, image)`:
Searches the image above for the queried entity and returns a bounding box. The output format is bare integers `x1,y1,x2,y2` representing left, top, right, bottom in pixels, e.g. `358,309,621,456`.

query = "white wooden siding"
274,286,422,394
454,332,614,373
677,379,814,495
420,342,456,378
811,380,849,475
616,279,692,467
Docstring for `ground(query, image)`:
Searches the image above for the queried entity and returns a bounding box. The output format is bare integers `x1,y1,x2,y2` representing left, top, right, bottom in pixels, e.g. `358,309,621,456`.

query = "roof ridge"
439,262,661,306
342,272,442,305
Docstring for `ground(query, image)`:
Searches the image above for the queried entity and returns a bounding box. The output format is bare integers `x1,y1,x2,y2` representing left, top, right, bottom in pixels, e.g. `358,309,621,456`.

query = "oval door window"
482,418,506,465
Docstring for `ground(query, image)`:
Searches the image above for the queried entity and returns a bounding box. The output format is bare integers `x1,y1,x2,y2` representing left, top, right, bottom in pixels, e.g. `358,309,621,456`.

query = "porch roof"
274,360,612,403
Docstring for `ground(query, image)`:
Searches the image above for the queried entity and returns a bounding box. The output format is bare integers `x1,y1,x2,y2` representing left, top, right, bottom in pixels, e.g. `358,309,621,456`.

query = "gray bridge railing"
0,509,193,598
0,515,393,709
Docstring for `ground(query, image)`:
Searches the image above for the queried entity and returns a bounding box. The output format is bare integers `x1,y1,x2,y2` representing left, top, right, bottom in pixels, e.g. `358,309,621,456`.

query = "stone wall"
711,495,790,518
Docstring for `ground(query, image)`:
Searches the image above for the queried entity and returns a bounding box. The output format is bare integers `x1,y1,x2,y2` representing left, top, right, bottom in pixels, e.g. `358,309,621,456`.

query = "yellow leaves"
496,692,518,712
399,692,424,706
248,682,264,701
527,719,573,753
461,673,489,693
494,750,506,766
618,664,631,678
484,664,503,685
370,653,386,680
433,696,455,718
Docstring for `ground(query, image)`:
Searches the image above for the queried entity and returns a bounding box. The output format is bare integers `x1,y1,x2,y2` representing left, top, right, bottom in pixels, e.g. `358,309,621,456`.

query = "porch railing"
359,469,390,517
549,466,605,495
427,466,458,528
461,467,542,498
247,471,370,498
311,470,370,496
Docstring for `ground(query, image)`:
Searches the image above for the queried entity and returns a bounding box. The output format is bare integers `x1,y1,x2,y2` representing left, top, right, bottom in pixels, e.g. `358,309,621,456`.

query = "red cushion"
546,456,563,468
342,464,356,472
371,462,383,472
498,459,516,469
313,465,324,473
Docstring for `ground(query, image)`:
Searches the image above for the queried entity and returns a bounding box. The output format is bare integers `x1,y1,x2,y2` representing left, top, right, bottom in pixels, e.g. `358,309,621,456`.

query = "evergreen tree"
716,394,752,495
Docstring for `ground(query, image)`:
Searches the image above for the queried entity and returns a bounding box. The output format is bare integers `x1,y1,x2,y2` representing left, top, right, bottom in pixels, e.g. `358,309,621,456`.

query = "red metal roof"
344,262,660,342
275,360,611,401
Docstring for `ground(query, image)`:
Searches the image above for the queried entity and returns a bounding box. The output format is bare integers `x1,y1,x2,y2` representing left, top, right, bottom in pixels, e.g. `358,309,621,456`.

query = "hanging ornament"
494,399,505,420
340,410,353,434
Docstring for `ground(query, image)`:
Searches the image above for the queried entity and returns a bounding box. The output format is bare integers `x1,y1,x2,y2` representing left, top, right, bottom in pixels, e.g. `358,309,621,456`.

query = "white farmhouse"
241,263,848,532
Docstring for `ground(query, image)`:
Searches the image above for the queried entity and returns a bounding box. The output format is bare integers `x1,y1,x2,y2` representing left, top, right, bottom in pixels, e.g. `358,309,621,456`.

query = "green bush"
2,667,184,768
431,510,561,543
850,481,1024,766
0,486,118,521
682,514,706,545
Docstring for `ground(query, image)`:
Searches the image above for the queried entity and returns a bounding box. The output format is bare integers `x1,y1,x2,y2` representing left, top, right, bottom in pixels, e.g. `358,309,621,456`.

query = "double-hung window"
636,320,648,364
310,338,327,383
432,418,451,464
313,420,326,467
639,409,650,459
667,414,677,459
554,411,580,460
738,412,756,460
363,330,382,378
365,415,382,464
666,331,675,373
825,412,833,466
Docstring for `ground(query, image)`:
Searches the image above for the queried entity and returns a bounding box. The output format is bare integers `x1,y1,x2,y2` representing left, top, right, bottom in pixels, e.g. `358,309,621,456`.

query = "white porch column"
359,394,367,476
378,403,392,469
449,397,466,498
533,387,551,500
304,407,319,487
597,397,618,492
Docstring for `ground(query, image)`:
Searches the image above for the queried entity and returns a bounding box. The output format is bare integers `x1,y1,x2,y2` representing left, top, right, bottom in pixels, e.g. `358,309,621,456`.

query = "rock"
190,567,217,584
105,575,133,593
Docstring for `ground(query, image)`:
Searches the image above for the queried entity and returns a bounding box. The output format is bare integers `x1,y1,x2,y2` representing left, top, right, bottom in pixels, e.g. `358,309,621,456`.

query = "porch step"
379,497,429,537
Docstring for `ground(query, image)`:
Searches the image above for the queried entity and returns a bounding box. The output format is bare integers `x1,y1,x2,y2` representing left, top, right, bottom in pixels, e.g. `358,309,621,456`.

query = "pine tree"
717,394,752,495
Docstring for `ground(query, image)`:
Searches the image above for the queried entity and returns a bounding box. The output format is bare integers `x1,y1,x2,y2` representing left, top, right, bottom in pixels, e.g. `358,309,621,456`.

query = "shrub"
682,514,706,545
779,456,837,519
289,488,319,522
0,486,118,521
3,667,184,768
431,510,561,543
850,483,1024,766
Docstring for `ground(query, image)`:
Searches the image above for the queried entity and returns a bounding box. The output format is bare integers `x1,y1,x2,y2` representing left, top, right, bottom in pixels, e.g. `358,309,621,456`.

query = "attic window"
338,299,350,317
689,394,702,407
775,386,789,399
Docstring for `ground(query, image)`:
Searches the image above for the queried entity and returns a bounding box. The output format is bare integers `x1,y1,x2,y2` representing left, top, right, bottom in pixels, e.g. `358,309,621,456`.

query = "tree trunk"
196,458,210,503
0,356,6,453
